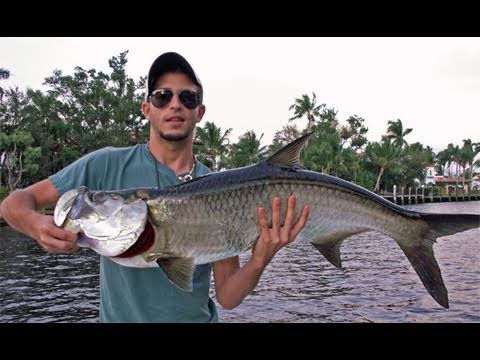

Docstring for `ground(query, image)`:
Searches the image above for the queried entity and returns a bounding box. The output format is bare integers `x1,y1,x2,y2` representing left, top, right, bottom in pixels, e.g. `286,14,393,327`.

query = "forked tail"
421,213,479,241
397,213,479,309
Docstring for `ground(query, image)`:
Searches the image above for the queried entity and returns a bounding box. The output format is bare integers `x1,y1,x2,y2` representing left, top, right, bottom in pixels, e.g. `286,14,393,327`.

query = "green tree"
460,139,480,185
0,130,41,191
0,51,149,190
339,115,368,150
436,143,457,177
365,137,401,193
389,142,431,190
42,50,147,155
288,92,325,132
302,121,343,175
386,119,412,149
318,106,339,128
194,121,232,171
0,87,31,134
228,131,269,168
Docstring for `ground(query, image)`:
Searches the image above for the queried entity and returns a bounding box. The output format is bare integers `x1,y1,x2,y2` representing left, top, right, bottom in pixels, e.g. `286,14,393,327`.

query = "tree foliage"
0,55,476,198
0,51,148,188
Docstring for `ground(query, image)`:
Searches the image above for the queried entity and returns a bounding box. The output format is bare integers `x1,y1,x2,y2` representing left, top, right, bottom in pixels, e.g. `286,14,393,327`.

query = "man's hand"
253,194,309,266
33,214,78,254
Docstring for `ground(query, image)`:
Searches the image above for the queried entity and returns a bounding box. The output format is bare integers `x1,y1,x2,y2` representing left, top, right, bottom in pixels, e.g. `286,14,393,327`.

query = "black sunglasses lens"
150,89,199,109
179,90,199,109
151,90,173,108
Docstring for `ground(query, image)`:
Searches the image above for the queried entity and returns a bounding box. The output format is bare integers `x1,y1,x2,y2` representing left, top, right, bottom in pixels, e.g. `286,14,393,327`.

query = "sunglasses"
149,88,201,110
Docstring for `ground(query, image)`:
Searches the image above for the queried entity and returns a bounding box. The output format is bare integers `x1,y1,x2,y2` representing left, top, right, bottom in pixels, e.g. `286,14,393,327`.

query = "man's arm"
0,179,77,253
213,194,309,309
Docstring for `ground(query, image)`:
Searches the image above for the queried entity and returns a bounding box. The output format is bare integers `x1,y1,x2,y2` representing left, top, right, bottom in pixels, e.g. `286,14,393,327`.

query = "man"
0,52,310,322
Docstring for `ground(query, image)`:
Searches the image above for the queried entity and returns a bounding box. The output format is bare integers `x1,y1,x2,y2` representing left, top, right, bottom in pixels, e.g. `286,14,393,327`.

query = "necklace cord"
147,142,195,186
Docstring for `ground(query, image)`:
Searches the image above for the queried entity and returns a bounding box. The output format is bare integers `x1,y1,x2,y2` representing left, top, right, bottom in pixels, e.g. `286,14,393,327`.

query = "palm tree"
366,137,401,193
228,130,269,168
386,119,412,149
450,145,462,187
288,92,325,132
438,144,462,188
437,143,456,177
194,121,232,171
460,139,480,187
424,145,435,165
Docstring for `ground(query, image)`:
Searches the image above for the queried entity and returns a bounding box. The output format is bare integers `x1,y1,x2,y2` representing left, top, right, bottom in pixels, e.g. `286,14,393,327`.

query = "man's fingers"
257,207,271,240
257,206,268,228
39,221,78,253
283,194,296,231
48,225,77,242
290,205,310,240
41,236,78,253
271,197,281,231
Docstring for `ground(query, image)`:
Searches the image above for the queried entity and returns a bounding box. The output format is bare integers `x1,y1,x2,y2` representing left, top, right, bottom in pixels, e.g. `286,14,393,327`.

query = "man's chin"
159,131,189,142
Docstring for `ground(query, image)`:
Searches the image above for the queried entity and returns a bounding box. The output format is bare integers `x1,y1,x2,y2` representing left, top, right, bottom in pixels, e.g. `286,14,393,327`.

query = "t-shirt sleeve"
48,148,107,195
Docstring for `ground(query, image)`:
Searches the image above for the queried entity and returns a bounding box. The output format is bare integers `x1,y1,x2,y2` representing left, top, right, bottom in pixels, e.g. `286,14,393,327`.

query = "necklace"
177,163,196,183
146,142,196,186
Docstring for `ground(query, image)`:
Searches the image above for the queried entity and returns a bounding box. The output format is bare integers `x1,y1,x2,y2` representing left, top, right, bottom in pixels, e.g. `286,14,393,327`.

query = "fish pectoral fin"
156,257,195,292
397,242,449,309
310,230,366,268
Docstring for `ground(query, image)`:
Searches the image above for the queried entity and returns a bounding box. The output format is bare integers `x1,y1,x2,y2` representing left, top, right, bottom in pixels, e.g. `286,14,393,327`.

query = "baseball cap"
145,52,203,102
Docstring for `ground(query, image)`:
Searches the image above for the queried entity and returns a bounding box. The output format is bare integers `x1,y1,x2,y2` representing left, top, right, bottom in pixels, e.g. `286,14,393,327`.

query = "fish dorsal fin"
310,229,366,268
156,257,195,292
266,132,314,167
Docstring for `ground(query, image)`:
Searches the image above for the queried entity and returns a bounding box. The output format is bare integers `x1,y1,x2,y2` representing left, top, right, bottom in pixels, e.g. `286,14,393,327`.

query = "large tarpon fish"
54,133,479,309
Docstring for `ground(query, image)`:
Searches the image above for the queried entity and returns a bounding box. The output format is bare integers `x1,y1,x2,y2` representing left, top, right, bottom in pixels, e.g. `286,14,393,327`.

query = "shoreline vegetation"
1,52,479,204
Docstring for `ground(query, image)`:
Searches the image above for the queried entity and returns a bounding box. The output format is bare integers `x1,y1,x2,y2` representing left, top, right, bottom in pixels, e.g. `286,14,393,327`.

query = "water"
0,201,478,323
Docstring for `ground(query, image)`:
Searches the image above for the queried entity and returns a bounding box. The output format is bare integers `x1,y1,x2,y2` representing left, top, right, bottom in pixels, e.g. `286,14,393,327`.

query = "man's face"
143,72,205,142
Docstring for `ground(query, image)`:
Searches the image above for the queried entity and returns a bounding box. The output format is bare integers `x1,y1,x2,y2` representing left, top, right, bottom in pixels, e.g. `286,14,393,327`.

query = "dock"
381,187,480,205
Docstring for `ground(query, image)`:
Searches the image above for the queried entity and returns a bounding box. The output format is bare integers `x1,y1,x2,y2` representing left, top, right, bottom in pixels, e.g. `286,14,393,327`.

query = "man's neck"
148,137,195,176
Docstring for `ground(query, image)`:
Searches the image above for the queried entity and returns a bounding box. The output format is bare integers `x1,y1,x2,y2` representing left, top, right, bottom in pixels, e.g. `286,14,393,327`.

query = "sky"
1,37,479,153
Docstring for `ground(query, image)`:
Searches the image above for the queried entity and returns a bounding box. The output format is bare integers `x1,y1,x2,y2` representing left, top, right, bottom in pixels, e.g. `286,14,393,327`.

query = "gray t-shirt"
49,144,218,323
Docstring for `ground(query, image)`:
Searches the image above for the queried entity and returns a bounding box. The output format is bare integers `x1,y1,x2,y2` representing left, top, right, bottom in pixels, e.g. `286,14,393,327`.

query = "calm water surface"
0,201,478,323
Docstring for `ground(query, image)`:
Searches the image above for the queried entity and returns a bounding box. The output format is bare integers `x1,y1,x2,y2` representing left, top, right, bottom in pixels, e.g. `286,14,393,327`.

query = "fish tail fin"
420,213,480,241
395,213,478,309
397,241,449,308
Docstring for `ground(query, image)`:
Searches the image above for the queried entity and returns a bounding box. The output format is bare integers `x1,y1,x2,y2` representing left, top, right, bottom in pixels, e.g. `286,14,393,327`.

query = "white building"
424,165,437,185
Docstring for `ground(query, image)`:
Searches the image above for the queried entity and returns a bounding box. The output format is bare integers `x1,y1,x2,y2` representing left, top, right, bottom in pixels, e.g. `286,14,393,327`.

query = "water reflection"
0,201,478,322
0,227,99,323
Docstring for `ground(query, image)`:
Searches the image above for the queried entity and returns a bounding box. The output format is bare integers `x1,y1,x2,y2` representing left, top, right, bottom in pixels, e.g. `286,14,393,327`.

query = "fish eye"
92,192,107,203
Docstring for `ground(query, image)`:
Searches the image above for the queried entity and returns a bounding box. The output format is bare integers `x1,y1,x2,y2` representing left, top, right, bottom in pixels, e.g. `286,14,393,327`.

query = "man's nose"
169,93,182,109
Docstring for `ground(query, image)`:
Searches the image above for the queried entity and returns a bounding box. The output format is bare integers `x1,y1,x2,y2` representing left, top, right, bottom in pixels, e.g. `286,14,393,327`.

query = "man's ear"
142,101,151,119
196,104,206,122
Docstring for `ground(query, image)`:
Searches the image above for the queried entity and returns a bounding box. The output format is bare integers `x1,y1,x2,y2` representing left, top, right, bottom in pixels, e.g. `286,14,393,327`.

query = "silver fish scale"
145,174,422,265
